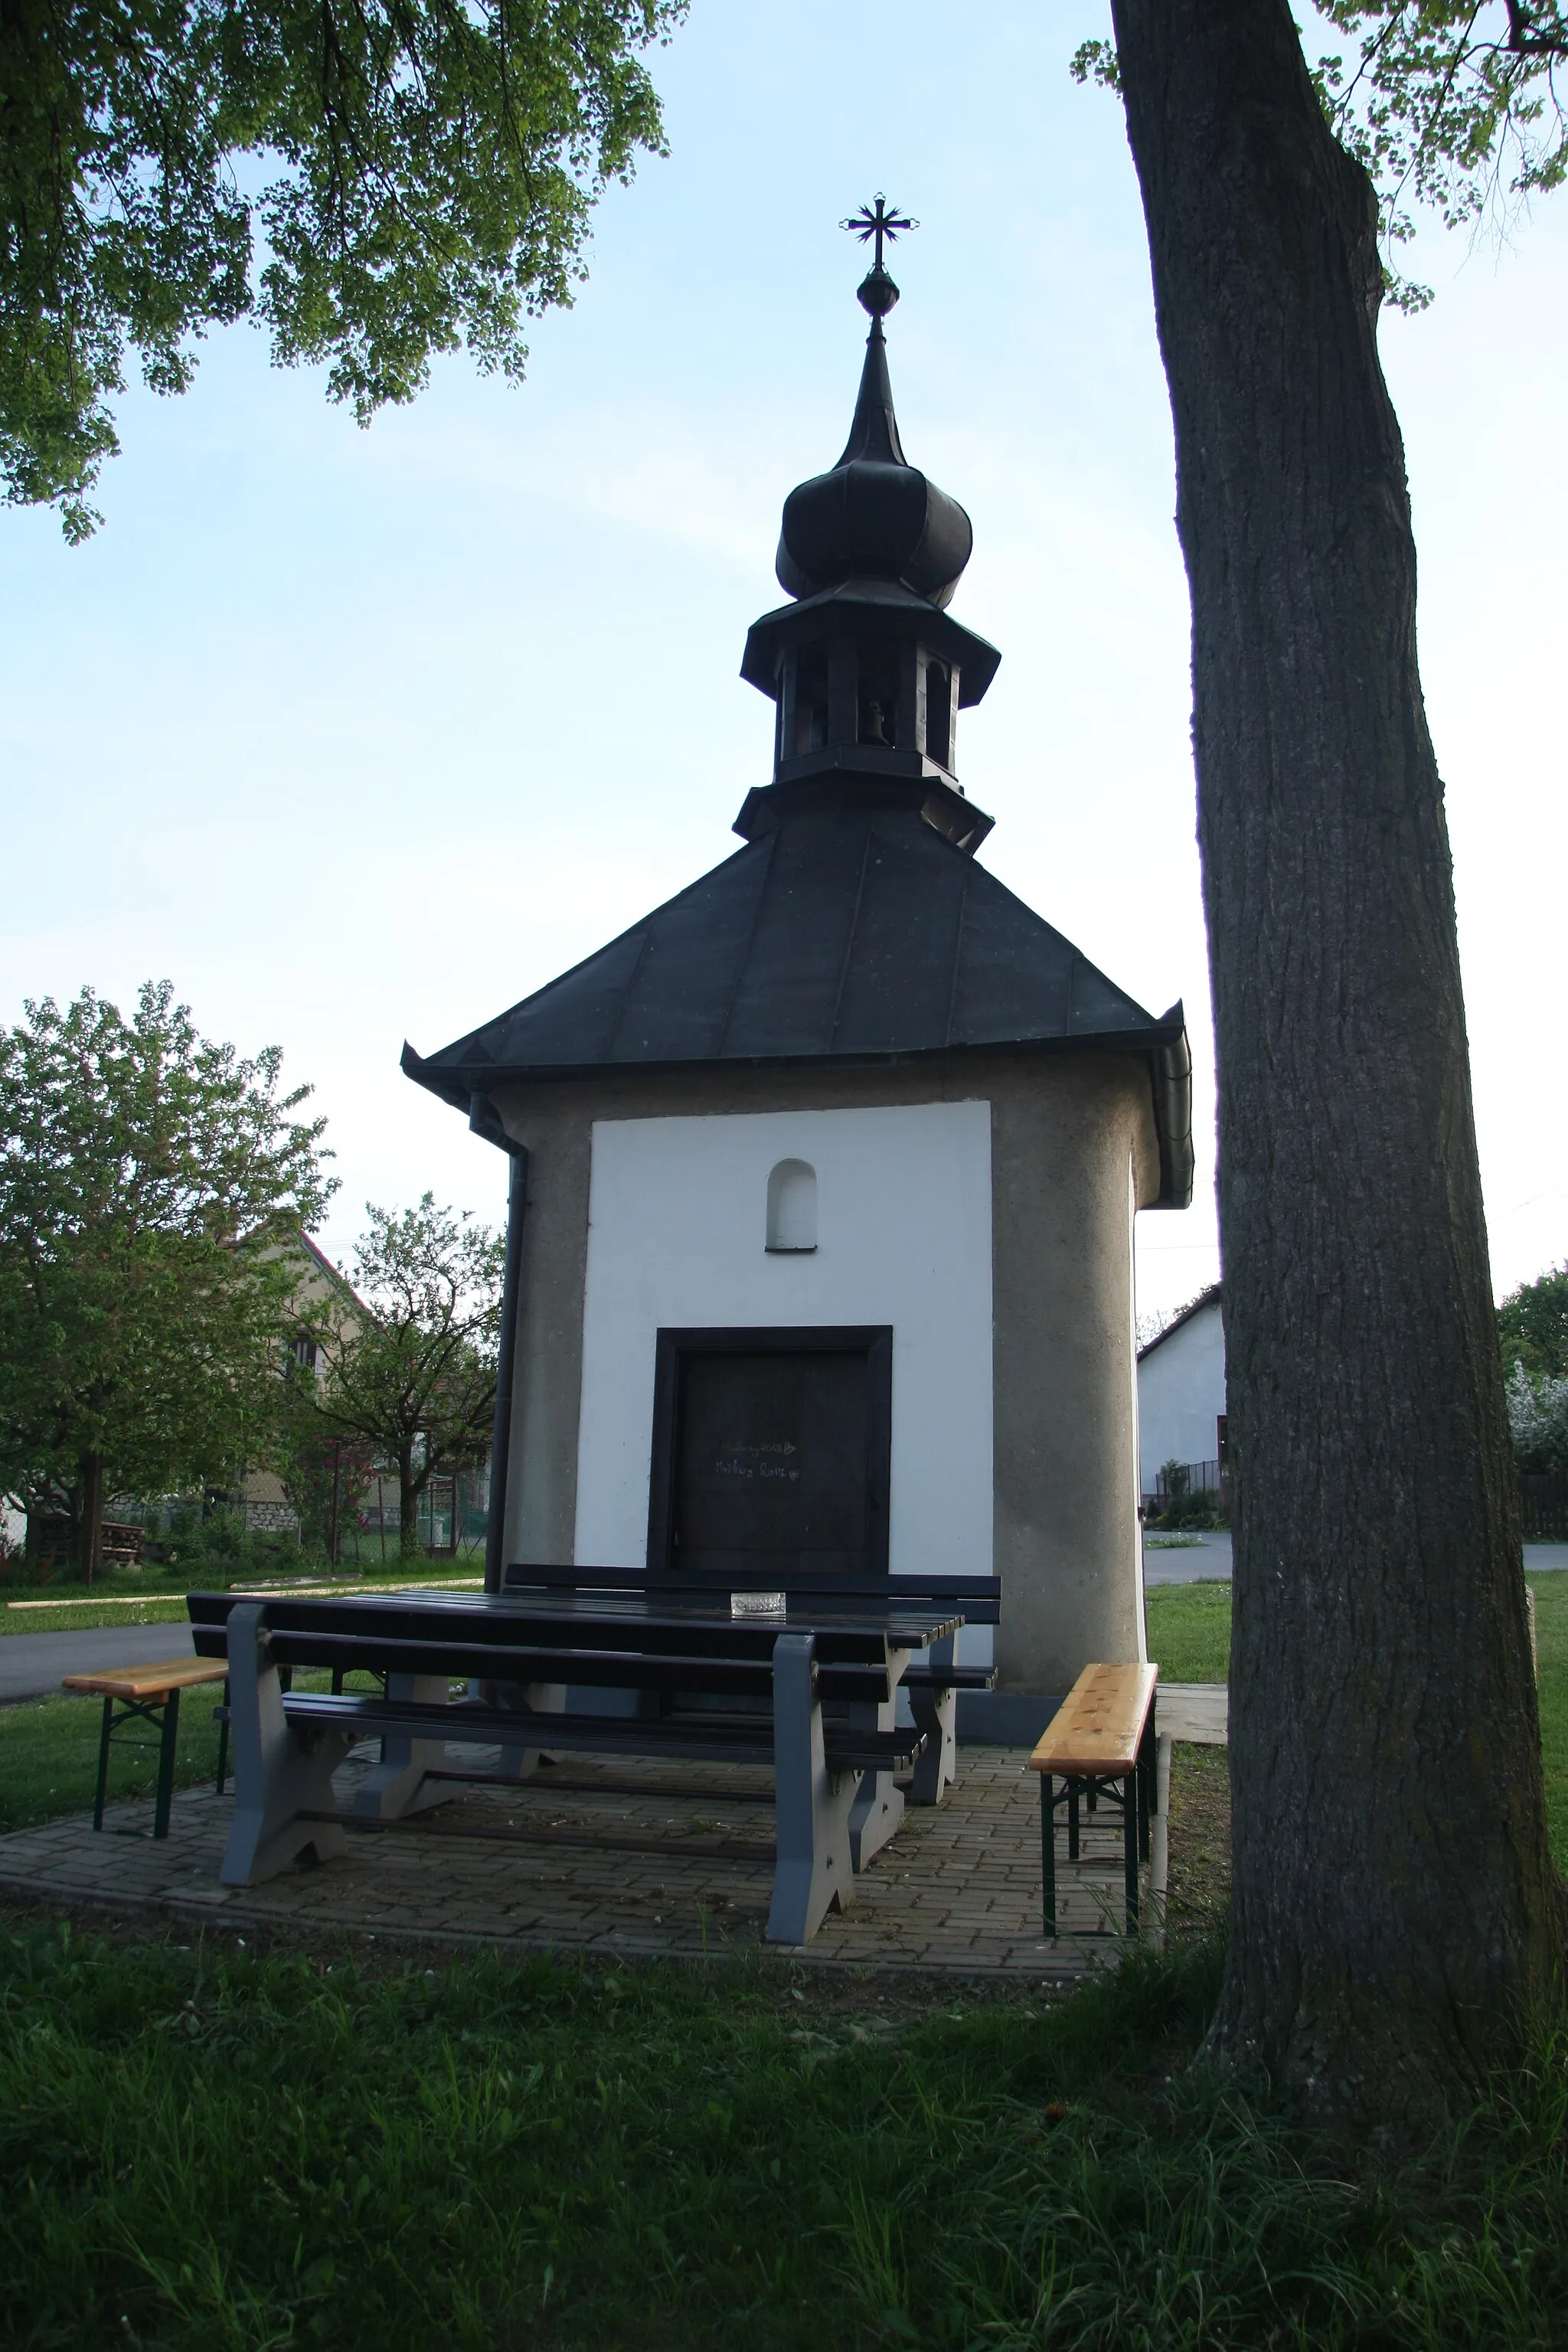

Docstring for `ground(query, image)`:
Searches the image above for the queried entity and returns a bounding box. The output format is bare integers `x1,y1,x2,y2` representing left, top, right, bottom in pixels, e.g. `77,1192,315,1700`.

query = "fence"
348,1468,490,1563
1143,1465,1568,1541
1519,1474,1568,1541
1145,1459,1228,1522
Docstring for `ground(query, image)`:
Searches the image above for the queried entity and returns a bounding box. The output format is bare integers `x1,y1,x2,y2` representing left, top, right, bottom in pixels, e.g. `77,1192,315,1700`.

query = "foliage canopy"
1498,1261,1568,1379
0,981,334,1570
1074,2,1568,305
295,1192,503,1555
1,0,684,539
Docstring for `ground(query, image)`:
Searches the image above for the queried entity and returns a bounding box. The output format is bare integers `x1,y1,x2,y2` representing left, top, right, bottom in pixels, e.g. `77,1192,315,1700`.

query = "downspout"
472,1093,529,1596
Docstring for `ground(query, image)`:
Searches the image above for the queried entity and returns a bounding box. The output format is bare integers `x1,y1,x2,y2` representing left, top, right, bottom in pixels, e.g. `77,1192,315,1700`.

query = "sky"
2,0,1565,1328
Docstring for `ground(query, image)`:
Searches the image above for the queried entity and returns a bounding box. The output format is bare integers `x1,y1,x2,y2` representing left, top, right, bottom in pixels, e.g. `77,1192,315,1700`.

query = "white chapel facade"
405,247,1192,1716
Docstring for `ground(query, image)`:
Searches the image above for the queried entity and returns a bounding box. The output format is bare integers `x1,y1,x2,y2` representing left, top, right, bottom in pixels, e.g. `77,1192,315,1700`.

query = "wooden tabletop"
62,1658,227,1702
1028,1662,1159,1775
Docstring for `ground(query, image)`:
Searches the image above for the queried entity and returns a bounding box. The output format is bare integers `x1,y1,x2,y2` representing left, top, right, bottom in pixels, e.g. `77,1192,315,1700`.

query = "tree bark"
1109,0,1563,2135
75,1452,104,1583
398,1443,423,1558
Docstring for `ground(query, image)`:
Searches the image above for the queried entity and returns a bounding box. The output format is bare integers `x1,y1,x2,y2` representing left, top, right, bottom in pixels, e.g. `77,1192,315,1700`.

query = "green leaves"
1498,1261,1568,1380
1072,5,1568,310
295,1191,505,1552
0,0,686,534
1319,2,1568,306
0,979,335,1533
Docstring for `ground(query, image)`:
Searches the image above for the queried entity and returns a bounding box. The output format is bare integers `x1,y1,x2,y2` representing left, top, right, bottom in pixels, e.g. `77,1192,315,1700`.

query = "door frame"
645,1325,893,1578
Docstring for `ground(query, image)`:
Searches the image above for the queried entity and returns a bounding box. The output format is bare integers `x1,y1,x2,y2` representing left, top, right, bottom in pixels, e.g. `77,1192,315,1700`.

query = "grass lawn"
1145,1573,1568,1873
4,1922,1568,2350
2,1581,1568,2345
0,1671,381,1837
1145,1579,1233,1683
0,1561,484,1638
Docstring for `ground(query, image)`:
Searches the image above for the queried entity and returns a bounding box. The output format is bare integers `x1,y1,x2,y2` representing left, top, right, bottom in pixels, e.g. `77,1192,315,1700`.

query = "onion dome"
775,267,973,610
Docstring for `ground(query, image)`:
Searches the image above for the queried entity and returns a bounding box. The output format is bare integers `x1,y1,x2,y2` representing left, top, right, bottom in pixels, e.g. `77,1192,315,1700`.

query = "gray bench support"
907,1632,959,1805
766,1633,858,1945
351,1672,457,1820
845,1685,903,1871
491,1681,567,1784
220,1603,355,1885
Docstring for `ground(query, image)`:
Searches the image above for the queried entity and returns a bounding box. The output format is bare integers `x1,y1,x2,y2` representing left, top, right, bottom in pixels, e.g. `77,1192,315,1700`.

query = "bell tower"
735,199,1001,854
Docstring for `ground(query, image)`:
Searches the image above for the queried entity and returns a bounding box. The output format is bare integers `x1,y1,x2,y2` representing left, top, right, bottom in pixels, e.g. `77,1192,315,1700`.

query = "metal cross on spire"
840,194,918,274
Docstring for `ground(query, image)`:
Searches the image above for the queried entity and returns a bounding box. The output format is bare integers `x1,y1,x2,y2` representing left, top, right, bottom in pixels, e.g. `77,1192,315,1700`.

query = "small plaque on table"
730,1590,787,1619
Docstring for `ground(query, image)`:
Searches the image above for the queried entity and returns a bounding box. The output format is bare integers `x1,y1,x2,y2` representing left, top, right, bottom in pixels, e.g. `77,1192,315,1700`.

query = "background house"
238,1227,369,1534
1137,1283,1227,1501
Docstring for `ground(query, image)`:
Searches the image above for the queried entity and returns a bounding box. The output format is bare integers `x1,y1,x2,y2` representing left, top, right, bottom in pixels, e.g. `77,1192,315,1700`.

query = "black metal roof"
403,805,1194,1207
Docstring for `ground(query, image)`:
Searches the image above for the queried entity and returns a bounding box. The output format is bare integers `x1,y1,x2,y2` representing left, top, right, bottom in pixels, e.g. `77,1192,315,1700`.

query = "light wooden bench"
61,1658,228,1838
1028,1662,1159,1938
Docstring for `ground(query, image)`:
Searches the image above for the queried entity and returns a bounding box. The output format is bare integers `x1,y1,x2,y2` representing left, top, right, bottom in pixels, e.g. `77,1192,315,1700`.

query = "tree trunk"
75,1452,104,1583
398,1445,423,1558
1109,0,1563,2135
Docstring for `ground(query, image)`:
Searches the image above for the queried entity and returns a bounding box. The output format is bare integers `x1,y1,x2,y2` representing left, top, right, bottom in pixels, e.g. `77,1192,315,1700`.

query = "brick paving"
0,1741,1177,1976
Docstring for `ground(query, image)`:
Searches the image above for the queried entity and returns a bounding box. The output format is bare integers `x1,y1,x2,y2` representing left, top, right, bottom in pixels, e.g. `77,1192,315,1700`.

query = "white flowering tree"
1504,1362,1568,1476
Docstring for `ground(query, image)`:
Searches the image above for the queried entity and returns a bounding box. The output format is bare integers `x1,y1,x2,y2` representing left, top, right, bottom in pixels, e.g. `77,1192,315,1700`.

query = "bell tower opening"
923,657,952,769
858,652,900,746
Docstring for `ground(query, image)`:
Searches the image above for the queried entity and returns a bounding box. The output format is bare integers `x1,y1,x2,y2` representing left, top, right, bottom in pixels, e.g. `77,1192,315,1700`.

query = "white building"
1137,1285,1227,1497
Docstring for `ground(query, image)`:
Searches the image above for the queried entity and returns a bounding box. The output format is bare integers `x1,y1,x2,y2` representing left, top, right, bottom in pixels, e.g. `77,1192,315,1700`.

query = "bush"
142,1504,329,1579
1506,1361,1568,1475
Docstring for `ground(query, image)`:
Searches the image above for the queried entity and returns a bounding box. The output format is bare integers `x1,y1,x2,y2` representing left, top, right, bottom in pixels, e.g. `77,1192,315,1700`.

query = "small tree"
1498,1265,1568,1381
1504,1362,1568,1475
299,1197,503,1558
278,1431,375,1563
1158,1457,1192,1502
0,983,334,1577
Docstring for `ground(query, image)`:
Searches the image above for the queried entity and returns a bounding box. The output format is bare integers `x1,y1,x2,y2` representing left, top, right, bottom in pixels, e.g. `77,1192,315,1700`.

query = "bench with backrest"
1028,1662,1159,1939
500,1563,1002,1806
188,1586,942,1944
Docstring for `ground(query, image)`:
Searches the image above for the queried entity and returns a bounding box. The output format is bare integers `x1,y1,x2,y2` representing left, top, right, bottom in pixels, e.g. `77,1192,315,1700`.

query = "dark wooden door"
665,1344,887,1579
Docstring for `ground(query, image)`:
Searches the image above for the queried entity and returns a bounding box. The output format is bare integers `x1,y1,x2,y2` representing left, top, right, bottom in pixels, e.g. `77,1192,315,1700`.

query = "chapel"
403,221,1192,1722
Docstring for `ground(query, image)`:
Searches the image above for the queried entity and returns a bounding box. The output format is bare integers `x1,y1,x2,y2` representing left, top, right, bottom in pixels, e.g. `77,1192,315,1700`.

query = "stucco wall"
490,1050,1161,1693
1137,1301,1227,1488
574,1102,995,1642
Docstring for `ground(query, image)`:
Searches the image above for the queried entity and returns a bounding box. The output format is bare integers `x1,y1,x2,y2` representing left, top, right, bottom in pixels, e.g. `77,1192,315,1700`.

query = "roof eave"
403,1017,1194,1207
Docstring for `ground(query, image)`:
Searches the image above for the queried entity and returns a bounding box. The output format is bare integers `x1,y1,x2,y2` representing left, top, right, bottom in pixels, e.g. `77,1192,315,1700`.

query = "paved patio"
0,1690,1221,1974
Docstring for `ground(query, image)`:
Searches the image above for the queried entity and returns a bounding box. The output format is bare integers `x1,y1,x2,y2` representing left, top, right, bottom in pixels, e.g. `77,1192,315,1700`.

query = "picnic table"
189,1578,978,1944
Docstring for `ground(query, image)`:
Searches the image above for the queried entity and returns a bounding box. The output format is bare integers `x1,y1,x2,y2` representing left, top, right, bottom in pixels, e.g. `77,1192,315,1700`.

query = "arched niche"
766,1158,818,1253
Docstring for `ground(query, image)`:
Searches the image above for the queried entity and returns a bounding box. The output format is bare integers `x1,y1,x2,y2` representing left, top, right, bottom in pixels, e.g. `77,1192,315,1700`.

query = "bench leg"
152,1688,181,1840
768,1634,856,1945
351,1674,456,1819
847,1689,904,1871
220,1602,354,1886
1148,1733,1172,1942
1123,1768,1140,1934
214,1680,230,1797
484,1680,567,1782
1040,1772,1057,1937
92,1696,113,1832
907,1682,957,1807
1138,1697,1158,1860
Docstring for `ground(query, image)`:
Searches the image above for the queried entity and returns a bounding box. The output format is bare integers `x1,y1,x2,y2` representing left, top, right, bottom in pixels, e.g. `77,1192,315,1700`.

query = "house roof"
294,1229,373,1322
402,803,1194,1207
1138,1282,1223,1364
